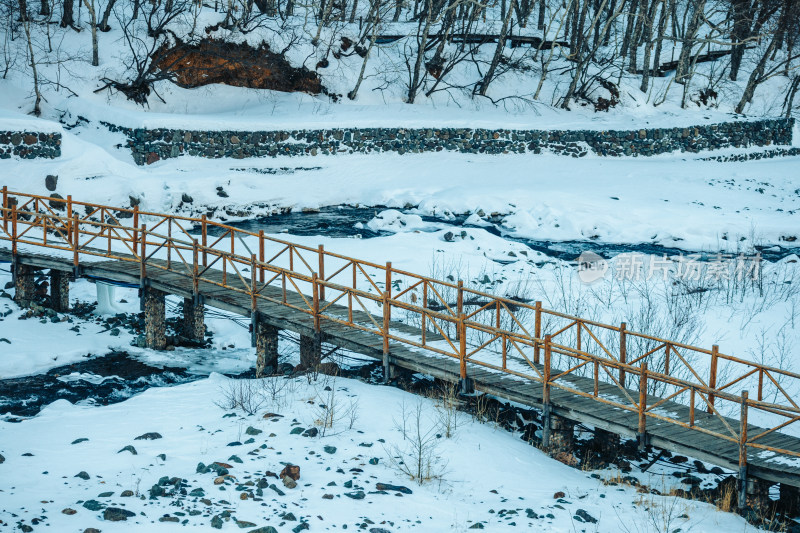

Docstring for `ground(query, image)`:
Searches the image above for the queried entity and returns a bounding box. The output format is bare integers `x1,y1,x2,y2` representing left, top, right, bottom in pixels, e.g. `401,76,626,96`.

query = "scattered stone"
84,529,101,533
345,491,366,500
574,509,597,523
282,475,297,489
75,471,91,480
322,494,333,499
121,490,134,497
282,512,297,521
62,508,77,515
160,515,180,523
369,458,379,465
71,438,89,445
469,524,485,529
370,529,392,533
375,483,412,494
553,491,565,499
280,464,300,481
82,500,104,511
292,524,310,533
269,484,285,496
237,520,257,528
323,445,337,454
98,491,114,498
134,432,162,440
247,527,278,533
211,514,224,529
117,445,137,455
103,507,135,521
229,455,243,463
300,428,316,437
245,426,262,435
181,193,193,203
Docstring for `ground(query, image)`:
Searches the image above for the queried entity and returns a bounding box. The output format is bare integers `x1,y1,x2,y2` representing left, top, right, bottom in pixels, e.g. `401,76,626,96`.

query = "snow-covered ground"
0,370,762,532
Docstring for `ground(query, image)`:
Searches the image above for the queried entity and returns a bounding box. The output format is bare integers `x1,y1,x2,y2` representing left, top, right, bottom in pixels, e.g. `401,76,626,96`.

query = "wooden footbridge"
3,187,800,509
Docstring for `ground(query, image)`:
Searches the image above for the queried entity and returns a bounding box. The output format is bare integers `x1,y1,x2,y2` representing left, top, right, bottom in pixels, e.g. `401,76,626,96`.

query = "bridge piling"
300,334,322,368
13,263,35,308
182,296,205,342
49,269,70,312
255,320,279,377
143,287,166,350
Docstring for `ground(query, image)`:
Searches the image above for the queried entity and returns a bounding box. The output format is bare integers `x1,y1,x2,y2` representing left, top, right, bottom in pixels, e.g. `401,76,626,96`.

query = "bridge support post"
13,263,35,308
743,478,772,511
593,428,620,460
143,287,166,350
300,333,321,369
779,483,800,515
49,269,70,312
182,296,205,342
255,321,279,377
548,414,575,452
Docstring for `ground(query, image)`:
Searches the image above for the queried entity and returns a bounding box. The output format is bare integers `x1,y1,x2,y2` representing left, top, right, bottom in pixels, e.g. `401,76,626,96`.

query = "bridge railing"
2,188,800,466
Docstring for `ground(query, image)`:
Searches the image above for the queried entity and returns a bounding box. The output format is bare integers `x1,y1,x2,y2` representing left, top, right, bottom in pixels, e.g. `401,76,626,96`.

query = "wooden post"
349,262,355,324
534,301,542,364
192,239,199,297
619,322,627,388
1,185,7,232
690,387,695,427
638,362,648,451
542,334,552,448
318,244,325,301
132,205,139,256
259,230,265,283
201,215,207,266
459,313,467,388
11,202,17,256
72,213,79,270
166,218,172,268
383,262,392,382
708,345,719,413
250,254,257,348
312,272,320,333
140,224,147,282
739,390,749,511
421,281,427,345
758,369,763,402
457,280,464,316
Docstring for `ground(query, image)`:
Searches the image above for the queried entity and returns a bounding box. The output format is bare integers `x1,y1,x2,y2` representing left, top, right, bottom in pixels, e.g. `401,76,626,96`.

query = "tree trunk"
729,0,754,81
537,0,545,29
23,20,42,116
61,0,75,26
639,0,661,92
674,0,704,84
478,0,516,96
98,0,116,31
18,0,29,20
40,0,50,16
735,27,779,113
82,0,99,65
408,7,432,103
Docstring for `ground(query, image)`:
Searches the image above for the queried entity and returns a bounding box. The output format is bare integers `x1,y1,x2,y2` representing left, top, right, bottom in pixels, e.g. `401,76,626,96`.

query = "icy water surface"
220,205,799,262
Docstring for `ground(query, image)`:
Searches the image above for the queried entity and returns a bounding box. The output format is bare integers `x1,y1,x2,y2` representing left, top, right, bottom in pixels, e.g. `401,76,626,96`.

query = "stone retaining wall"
700,146,800,162
0,131,62,159
100,118,795,165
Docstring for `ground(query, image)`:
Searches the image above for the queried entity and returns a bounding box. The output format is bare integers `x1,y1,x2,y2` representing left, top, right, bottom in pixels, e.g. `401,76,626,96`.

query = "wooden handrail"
2,189,800,461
